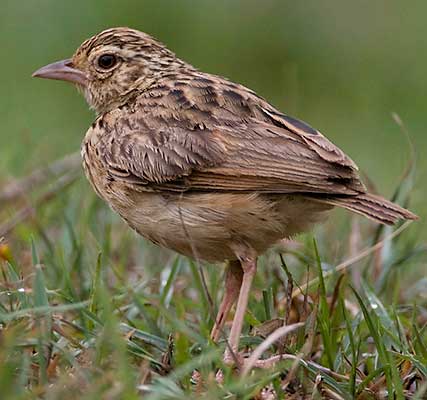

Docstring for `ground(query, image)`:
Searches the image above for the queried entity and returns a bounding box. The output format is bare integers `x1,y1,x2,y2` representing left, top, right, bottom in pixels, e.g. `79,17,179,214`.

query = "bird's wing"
89,111,225,188
91,79,366,195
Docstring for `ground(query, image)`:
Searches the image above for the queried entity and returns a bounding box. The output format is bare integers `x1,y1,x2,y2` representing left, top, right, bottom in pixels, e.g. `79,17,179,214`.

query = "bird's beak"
32,59,88,87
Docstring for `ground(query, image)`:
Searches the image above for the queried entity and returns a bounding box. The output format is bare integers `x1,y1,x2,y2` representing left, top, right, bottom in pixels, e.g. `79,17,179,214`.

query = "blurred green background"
1,0,425,224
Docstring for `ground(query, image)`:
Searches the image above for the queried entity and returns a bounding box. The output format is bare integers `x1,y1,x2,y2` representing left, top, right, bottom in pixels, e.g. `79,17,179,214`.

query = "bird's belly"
109,191,330,263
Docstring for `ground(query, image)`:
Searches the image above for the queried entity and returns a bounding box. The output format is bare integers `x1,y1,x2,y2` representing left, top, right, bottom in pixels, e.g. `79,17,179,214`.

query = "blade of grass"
361,281,398,341
120,322,167,351
413,323,427,362
340,296,357,398
262,287,274,320
187,259,210,323
313,238,334,370
0,301,89,323
89,252,102,318
351,285,394,398
356,366,387,396
293,221,413,298
4,261,30,309
32,239,50,386
159,256,182,308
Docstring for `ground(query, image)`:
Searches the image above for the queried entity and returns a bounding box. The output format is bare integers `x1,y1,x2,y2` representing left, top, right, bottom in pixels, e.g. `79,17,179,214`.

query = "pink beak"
32,59,88,87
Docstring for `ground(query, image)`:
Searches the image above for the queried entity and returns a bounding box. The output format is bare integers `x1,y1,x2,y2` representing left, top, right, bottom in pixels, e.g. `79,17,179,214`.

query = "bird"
33,27,417,366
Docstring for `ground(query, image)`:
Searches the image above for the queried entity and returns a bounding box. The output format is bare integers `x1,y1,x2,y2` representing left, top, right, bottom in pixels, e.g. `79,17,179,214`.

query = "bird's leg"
224,245,257,365
192,261,243,387
210,260,243,343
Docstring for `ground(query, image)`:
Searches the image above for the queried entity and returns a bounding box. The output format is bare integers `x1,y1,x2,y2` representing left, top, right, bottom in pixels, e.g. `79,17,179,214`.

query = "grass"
0,155,426,399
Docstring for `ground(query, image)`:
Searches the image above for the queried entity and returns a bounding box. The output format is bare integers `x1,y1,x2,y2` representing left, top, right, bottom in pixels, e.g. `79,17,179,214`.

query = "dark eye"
97,54,117,69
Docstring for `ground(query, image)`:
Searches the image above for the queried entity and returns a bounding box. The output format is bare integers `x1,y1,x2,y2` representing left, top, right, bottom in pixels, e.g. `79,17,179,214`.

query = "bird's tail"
312,193,418,225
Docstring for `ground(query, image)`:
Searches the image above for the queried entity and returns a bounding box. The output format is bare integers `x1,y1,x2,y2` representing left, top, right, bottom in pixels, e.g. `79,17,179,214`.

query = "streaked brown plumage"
33,27,417,366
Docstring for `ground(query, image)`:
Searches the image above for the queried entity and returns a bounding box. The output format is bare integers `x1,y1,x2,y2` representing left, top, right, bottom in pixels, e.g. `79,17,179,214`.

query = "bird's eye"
97,54,117,69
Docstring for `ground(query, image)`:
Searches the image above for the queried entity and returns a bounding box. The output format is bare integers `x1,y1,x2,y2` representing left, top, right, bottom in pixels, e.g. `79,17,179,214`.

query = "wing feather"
92,78,367,196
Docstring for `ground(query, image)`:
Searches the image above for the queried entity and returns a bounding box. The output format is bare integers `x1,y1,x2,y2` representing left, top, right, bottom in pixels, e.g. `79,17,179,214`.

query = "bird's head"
33,27,186,114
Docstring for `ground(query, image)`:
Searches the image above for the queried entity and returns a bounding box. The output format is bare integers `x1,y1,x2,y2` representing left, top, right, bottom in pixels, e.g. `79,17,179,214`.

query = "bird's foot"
191,352,287,390
224,350,290,374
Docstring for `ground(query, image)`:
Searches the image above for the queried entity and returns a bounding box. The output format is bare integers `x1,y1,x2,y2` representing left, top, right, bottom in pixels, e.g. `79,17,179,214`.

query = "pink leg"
210,260,243,342
224,246,257,364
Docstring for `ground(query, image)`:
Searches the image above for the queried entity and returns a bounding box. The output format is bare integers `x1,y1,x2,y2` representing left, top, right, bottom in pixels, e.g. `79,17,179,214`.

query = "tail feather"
312,193,418,225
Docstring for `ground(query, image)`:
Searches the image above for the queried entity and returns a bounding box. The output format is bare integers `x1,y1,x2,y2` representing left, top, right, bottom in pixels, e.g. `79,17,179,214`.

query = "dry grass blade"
242,322,304,376
0,171,79,237
0,152,80,204
321,387,346,400
292,220,413,298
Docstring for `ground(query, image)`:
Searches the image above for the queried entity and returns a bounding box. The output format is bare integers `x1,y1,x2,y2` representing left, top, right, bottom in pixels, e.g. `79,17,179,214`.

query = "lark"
33,27,417,366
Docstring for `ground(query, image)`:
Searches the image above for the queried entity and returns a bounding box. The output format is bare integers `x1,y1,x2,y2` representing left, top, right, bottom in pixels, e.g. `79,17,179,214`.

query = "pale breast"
81,122,117,204
102,190,331,263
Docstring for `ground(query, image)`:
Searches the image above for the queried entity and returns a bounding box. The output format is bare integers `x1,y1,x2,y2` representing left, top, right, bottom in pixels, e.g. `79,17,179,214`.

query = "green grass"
0,161,426,399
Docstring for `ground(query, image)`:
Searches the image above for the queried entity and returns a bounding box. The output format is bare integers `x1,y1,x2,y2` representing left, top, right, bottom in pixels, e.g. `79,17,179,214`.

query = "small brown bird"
33,27,416,365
